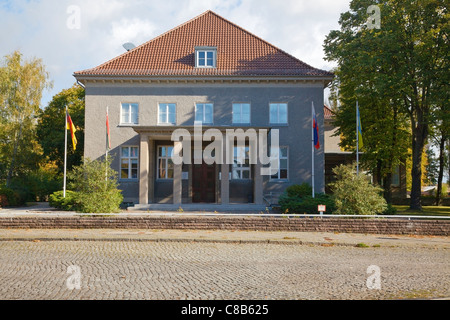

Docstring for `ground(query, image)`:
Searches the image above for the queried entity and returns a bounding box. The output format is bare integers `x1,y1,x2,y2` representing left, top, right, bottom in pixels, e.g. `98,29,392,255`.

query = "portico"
134,126,268,207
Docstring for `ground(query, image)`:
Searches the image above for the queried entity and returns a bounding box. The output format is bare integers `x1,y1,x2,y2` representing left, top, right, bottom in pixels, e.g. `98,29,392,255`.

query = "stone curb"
0,237,363,247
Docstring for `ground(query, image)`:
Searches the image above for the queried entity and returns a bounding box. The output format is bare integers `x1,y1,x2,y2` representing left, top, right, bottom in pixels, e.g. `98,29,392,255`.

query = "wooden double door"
192,161,216,203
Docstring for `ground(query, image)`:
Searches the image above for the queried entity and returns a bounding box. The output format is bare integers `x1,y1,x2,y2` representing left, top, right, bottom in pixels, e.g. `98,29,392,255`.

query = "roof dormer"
195,46,217,68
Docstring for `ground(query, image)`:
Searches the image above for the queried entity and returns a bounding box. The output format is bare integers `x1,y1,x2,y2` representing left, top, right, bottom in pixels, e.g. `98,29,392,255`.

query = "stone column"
173,141,182,205
254,159,263,205
221,137,229,204
139,134,149,205
148,139,155,203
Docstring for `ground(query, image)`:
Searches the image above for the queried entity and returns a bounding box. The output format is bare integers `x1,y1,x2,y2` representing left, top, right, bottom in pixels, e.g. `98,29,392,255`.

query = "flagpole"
63,105,68,198
356,100,359,176
106,106,109,161
105,106,109,184
312,101,315,198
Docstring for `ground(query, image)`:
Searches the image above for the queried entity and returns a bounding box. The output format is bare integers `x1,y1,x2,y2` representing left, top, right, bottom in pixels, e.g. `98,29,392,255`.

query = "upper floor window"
233,103,251,124
195,103,214,124
269,103,288,125
195,47,217,68
121,103,139,124
158,103,176,125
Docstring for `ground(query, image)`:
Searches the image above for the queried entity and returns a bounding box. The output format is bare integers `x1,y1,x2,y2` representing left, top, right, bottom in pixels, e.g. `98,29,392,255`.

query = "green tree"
328,75,410,204
324,0,448,210
37,84,85,174
0,51,52,185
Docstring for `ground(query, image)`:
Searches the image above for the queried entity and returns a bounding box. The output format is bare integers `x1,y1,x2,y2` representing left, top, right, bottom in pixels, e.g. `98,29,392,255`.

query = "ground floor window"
121,146,139,180
157,146,174,179
232,146,251,179
270,146,288,180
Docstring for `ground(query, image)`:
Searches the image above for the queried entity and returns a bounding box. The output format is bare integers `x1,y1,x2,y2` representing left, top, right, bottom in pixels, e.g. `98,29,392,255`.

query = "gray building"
74,10,333,208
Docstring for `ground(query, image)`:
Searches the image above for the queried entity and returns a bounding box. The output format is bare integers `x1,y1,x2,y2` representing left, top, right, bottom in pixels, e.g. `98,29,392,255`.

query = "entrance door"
192,162,216,203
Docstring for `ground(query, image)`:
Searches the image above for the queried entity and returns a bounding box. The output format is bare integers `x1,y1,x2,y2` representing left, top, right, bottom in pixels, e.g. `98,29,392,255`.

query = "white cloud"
108,18,157,57
0,0,350,106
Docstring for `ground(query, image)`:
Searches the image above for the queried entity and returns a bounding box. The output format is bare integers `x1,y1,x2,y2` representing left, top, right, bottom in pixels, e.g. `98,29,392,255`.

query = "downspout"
76,80,85,88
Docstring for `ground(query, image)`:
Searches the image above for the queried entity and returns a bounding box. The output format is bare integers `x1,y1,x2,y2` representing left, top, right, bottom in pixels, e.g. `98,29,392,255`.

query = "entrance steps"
130,203,268,213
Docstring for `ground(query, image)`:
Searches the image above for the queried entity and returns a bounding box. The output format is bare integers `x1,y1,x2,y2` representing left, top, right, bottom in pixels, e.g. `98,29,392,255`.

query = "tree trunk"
6,121,23,187
383,172,393,204
410,120,428,211
435,135,446,205
384,107,398,205
375,160,382,186
448,140,450,196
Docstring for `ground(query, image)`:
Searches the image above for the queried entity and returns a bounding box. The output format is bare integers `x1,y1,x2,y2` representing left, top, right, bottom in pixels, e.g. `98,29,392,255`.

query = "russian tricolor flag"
312,104,320,150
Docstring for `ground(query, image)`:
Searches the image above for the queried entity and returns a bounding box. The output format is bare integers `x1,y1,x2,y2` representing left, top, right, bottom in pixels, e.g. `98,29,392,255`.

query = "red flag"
66,110,77,150
313,106,320,150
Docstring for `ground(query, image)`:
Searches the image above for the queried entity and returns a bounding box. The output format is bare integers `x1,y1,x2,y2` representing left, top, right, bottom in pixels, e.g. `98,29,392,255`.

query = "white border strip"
70,213,449,220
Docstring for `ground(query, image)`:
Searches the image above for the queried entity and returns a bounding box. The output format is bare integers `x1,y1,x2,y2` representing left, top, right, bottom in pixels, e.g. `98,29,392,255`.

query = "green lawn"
393,205,450,216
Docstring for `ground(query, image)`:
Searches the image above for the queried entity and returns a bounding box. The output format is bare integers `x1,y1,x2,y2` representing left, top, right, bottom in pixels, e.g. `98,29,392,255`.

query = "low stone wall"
0,216,448,236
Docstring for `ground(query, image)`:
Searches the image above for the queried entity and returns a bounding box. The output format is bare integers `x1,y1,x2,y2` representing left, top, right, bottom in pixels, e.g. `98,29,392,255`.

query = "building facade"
74,11,333,207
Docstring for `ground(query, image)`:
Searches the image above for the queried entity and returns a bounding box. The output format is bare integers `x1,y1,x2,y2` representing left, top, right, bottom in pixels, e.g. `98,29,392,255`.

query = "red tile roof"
324,105,334,120
74,10,333,78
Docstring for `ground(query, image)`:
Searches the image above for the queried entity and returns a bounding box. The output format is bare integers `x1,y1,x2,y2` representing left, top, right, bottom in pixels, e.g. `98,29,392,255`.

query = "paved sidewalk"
0,203,449,248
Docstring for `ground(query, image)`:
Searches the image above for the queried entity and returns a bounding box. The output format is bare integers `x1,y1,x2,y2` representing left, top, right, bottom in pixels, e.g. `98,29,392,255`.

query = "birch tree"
0,51,52,185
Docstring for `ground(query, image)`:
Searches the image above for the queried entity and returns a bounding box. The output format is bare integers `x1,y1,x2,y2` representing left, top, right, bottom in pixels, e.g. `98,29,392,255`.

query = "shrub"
0,186,21,207
23,169,62,201
5,182,29,205
381,204,398,215
329,163,387,215
279,183,335,214
285,183,313,198
7,168,62,203
67,158,123,213
48,190,79,211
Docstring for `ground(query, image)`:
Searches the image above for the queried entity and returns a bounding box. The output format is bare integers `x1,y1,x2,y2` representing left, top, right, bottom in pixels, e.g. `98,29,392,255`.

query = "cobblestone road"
0,240,448,300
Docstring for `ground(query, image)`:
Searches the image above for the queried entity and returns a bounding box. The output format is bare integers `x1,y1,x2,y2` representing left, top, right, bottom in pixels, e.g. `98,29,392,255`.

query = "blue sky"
0,0,350,107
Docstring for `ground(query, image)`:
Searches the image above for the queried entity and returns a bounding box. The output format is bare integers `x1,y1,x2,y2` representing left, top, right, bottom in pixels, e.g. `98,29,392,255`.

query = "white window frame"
270,146,289,180
121,103,139,125
157,146,174,180
120,146,139,180
195,103,214,124
158,103,176,125
232,146,251,180
195,47,217,68
269,103,288,125
232,103,251,124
